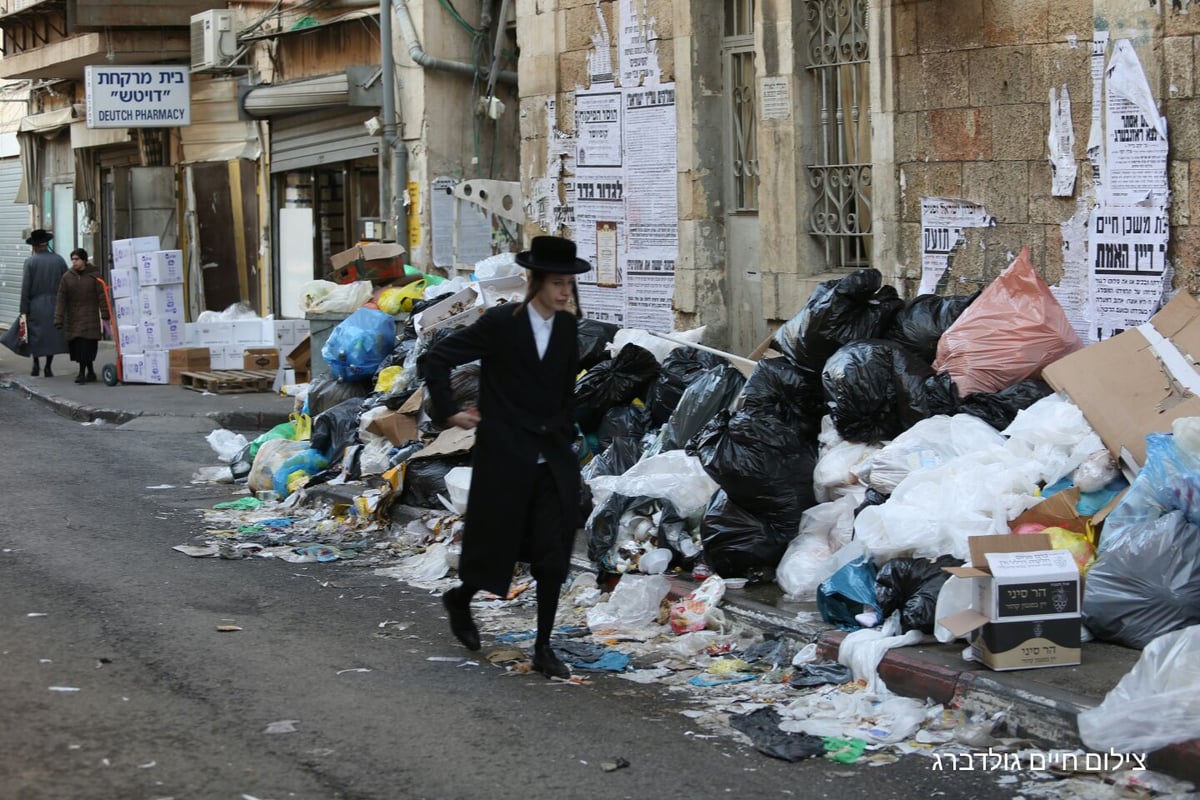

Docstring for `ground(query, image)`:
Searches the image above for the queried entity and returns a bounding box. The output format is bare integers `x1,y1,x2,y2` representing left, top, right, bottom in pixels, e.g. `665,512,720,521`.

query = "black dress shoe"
74,373,85,384
30,364,39,377
43,367,53,377
532,644,570,679
442,590,481,651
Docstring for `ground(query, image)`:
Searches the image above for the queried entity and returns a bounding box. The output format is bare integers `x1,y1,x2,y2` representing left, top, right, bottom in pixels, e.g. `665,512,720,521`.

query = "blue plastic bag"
1101,434,1200,553
272,448,330,497
817,555,880,630
322,308,396,382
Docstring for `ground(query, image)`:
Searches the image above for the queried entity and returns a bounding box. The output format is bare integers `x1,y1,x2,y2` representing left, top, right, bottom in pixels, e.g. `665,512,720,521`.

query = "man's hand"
447,407,481,430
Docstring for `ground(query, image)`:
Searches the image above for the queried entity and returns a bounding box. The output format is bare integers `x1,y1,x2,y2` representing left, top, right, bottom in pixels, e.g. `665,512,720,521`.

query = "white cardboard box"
977,549,1080,622
112,236,161,269
188,321,235,346
273,319,297,349
137,250,184,286
232,319,271,346
141,316,185,349
122,353,147,383
114,297,141,329
209,345,245,370
110,268,139,299
143,350,170,384
415,287,482,338
118,324,143,354
139,285,185,319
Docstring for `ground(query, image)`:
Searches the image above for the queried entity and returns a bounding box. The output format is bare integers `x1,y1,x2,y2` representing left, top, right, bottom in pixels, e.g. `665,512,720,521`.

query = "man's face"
534,274,576,313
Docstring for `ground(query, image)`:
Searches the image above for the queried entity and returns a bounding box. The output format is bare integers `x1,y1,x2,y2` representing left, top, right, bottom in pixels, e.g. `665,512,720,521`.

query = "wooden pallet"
180,369,275,394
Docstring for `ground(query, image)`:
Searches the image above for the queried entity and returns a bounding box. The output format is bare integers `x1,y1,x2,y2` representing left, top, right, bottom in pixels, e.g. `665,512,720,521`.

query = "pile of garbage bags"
223,245,1197,656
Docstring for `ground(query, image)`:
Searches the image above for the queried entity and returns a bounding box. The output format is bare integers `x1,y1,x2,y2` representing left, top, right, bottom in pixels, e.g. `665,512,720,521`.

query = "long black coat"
3,251,69,356
419,303,580,596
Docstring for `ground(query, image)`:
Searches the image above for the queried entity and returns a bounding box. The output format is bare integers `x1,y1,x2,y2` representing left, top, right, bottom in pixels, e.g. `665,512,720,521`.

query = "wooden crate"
179,369,276,394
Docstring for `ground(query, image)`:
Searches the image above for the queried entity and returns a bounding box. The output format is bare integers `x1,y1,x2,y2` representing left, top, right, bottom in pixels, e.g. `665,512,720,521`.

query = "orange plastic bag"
933,246,1083,396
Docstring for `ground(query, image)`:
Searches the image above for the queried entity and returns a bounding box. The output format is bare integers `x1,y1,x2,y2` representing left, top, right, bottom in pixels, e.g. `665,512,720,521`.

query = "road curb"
2,377,138,425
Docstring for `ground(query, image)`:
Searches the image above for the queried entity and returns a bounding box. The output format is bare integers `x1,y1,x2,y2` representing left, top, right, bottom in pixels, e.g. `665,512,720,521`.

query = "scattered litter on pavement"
48,686,80,692
263,720,299,734
145,484,175,490
216,625,242,632
336,668,372,675
26,612,47,617
601,757,630,772
138,761,156,769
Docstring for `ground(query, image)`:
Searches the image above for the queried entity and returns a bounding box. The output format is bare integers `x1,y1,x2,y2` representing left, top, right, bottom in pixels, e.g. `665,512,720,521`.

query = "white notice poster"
918,198,995,294
618,0,661,87
1104,40,1169,205
575,87,623,168
1086,31,1110,193
1088,204,1169,335
431,175,457,268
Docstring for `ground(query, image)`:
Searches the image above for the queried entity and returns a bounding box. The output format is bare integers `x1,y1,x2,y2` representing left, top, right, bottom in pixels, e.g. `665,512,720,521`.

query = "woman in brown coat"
54,248,109,384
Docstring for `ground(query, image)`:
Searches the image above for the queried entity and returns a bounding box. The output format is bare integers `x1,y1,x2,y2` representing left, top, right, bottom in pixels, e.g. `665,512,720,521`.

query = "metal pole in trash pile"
646,331,758,377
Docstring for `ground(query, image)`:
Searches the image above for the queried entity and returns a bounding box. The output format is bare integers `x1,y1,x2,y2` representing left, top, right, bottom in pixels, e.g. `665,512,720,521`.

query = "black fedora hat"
25,228,52,245
515,236,591,275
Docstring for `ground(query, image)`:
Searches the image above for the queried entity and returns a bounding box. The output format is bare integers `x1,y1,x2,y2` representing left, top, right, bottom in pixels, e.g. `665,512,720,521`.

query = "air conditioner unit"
190,9,237,72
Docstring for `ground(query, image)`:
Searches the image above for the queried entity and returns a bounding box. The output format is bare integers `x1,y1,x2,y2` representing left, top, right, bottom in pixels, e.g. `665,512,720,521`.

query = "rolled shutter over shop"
0,157,26,325
266,107,380,174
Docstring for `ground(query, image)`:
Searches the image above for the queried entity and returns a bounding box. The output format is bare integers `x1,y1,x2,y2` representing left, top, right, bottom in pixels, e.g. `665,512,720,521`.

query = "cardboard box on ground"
939,534,1083,671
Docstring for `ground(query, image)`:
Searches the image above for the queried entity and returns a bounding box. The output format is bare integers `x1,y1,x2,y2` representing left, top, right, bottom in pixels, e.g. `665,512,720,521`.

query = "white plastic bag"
1003,393,1104,485
1077,625,1200,754
859,414,1004,495
474,252,520,279
586,450,718,524
813,440,879,502
777,496,861,600
669,575,726,634
206,429,248,464
585,574,671,633
932,575,974,643
837,612,924,694
357,437,394,477
606,326,705,363
853,446,1042,562
299,280,373,314
443,467,472,515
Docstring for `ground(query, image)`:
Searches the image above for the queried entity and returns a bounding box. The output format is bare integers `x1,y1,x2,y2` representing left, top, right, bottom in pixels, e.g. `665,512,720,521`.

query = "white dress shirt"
528,306,554,360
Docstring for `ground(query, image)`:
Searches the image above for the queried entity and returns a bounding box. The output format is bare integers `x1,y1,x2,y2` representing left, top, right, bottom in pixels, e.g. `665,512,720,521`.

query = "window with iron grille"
724,0,758,213
805,0,872,269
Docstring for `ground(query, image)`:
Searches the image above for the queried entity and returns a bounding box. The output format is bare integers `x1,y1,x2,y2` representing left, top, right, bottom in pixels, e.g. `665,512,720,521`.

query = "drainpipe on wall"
394,0,517,85
380,0,408,253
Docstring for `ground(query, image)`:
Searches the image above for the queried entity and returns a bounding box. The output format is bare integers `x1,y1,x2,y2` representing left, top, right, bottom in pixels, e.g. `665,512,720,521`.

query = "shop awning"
18,105,82,135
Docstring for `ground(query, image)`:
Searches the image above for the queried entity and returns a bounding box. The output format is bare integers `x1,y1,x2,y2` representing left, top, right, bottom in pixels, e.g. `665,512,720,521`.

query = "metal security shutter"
269,108,379,174
0,159,27,325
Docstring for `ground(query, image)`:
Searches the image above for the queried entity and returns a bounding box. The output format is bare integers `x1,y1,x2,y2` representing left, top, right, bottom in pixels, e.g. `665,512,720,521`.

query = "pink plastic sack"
933,247,1083,396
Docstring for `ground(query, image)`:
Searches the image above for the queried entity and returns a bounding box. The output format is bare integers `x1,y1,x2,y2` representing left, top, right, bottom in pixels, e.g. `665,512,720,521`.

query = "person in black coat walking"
1,228,69,375
419,236,589,680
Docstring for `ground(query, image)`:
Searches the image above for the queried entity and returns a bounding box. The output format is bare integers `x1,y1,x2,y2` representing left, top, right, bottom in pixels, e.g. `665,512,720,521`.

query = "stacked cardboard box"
183,318,310,374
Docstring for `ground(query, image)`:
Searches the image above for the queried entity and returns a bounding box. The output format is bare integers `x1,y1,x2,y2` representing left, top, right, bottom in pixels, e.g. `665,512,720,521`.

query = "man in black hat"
1,229,69,373
419,235,590,680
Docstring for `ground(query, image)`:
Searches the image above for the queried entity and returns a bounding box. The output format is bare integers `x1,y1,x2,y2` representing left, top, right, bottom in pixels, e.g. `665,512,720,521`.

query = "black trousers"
519,463,575,588
68,337,98,364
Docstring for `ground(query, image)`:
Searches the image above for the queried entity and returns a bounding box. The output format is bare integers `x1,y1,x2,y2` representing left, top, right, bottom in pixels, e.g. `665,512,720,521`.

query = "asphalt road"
0,386,1032,800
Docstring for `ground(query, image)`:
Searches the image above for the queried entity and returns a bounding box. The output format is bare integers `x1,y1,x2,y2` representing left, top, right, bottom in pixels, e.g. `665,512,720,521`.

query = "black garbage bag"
884,292,979,364
741,638,791,668
773,269,904,371
645,347,726,425
596,404,652,452
958,379,1054,431
310,397,364,462
378,335,417,372
577,318,621,370
586,493,698,572
399,452,473,509
688,409,818,531
700,489,794,580
874,555,965,634
574,344,661,431
740,357,825,439
581,437,644,480
854,487,889,517
729,707,826,762
307,376,372,416
420,362,481,435
661,365,746,452
790,661,855,687
1082,509,1200,649
821,340,959,443
398,296,443,344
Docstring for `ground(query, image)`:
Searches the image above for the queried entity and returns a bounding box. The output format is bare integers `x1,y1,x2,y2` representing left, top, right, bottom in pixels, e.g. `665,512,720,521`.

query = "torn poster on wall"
587,0,615,84
1104,39,1169,206
618,0,661,87
1049,85,1077,196
1086,31,1110,194
918,198,996,294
